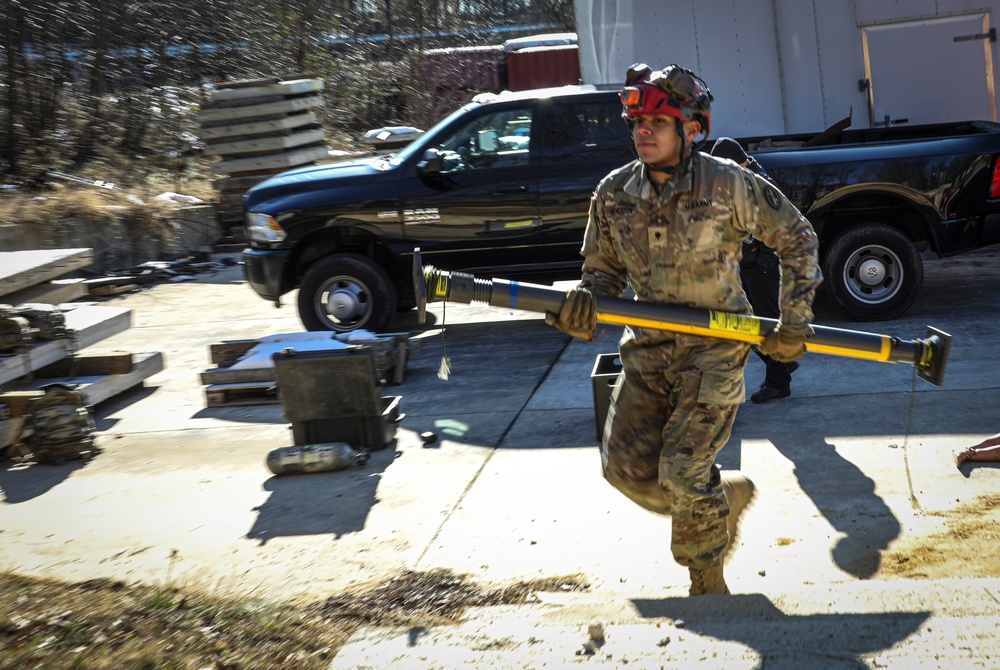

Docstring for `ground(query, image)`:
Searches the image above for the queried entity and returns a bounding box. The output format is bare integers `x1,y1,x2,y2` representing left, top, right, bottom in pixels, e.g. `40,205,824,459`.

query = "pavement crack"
413,335,574,568
902,368,921,511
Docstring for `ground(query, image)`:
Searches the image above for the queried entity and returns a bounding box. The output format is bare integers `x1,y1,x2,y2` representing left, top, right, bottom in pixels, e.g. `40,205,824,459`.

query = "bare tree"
0,0,575,179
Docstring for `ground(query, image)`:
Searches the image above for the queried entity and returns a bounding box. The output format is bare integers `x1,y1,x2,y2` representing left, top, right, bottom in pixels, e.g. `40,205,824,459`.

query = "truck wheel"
821,222,923,321
297,253,397,332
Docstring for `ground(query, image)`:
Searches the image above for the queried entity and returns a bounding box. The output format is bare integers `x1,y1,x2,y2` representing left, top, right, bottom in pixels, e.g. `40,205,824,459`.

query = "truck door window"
436,107,533,172
549,101,631,161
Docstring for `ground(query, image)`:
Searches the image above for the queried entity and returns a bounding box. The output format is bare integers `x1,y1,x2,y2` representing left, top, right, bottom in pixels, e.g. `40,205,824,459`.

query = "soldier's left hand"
757,323,810,362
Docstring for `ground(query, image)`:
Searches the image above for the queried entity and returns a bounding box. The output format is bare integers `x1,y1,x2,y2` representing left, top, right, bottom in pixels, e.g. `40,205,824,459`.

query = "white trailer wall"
575,0,1000,136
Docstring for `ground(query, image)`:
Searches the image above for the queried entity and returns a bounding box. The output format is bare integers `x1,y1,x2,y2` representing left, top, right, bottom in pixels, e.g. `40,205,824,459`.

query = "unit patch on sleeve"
764,185,782,210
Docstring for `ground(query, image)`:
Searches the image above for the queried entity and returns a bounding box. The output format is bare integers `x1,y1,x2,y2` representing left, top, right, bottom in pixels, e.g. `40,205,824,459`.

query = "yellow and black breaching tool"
413,251,952,387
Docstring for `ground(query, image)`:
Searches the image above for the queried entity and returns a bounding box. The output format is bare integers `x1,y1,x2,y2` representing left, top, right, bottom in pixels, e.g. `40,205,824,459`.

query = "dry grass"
0,172,220,270
0,569,589,669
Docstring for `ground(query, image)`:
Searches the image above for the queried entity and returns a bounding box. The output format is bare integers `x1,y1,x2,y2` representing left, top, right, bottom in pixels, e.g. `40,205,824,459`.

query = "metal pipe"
414,253,952,386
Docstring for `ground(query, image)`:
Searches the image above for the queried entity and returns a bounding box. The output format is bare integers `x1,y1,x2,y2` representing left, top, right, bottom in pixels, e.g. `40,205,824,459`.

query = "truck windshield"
387,103,483,167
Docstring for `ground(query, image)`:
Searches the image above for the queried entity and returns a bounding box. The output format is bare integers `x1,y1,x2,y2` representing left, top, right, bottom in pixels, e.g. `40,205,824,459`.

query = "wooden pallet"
200,333,409,408
205,381,279,407
202,333,409,386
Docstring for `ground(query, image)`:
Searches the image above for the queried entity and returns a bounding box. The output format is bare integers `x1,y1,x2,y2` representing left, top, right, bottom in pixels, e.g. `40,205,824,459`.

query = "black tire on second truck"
820,222,923,321
297,253,397,332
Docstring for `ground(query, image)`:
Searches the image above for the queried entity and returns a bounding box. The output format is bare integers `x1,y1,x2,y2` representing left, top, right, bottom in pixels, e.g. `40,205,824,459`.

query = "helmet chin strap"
644,124,691,175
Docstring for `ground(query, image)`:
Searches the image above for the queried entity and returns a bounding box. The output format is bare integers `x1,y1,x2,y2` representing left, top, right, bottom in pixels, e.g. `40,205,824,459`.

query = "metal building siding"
575,0,1000,134
506,45,582,91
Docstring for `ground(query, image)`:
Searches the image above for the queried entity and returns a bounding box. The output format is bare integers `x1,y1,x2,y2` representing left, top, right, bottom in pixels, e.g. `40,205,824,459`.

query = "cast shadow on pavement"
246,442,400,545
0,459,89,503
771,434,901,580
632,594,928,669
719,430,901,579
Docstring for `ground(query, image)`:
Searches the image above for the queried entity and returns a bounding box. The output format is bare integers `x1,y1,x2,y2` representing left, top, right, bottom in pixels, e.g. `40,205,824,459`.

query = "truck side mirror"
417,148,443,175
477,129,498,153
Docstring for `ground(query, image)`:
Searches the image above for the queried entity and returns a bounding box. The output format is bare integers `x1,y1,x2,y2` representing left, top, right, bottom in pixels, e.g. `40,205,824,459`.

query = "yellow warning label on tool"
708,311,761,336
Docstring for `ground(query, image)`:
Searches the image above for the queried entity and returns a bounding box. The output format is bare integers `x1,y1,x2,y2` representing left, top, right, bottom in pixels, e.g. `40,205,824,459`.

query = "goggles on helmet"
620,63,713,137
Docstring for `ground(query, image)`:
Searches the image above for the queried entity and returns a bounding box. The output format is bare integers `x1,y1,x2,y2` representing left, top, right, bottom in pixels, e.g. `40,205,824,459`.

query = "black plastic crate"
273,346,402,451
591,353,623,441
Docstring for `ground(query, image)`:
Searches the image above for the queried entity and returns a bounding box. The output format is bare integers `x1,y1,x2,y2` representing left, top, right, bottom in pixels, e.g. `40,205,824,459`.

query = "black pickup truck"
241,86,1000,331
242,86,632,332
751,120,1000,320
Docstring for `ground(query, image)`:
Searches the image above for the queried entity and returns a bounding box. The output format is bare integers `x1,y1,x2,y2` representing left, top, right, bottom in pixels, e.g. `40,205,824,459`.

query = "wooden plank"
205,381,279,407
0,391,44,417
0,305,132,385
200,366,275,385
209,340,257,366
37,353,135,377
0,417,29,453
88,283,139,297
0,249,94,297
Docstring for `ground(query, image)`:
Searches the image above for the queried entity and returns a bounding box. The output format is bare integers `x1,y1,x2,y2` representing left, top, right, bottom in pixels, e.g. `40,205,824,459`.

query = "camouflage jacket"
580,152,822,349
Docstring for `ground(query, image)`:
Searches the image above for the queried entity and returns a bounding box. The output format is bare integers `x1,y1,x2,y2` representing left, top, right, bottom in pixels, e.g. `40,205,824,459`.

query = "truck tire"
297,253,397,332
821,222,923,321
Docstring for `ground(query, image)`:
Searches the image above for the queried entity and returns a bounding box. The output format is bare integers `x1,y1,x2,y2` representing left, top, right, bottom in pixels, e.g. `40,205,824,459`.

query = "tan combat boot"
689,566,729,595
722,473,757,561
688,474,756,596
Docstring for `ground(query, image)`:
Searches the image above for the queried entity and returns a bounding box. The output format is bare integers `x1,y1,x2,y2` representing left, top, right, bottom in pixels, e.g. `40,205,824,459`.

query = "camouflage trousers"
601,339,749,569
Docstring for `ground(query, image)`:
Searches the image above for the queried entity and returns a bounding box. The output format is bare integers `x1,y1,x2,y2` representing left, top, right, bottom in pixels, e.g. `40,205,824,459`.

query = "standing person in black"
709,137,799,403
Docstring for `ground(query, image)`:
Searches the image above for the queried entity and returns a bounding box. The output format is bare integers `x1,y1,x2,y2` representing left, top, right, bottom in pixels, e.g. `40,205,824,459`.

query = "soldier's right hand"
545,286,597,342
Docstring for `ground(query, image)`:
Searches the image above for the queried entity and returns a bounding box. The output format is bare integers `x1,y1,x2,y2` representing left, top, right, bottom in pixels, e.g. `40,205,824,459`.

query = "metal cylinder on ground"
265,442,366,475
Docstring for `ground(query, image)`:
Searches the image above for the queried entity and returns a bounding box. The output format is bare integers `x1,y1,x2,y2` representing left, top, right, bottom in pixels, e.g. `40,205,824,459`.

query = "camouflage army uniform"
580,152,822,569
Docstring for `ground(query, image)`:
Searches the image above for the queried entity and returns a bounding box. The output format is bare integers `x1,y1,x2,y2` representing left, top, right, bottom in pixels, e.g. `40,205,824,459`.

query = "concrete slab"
202,127,327,157
334,579,1000,669
210,77,324,104
196,93,324,124
199,111,320,141
209,145,330,176
0,248,93,296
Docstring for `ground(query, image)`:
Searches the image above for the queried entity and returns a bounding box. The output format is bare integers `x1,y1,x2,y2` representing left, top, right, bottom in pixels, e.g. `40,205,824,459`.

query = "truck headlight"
246,212,287,243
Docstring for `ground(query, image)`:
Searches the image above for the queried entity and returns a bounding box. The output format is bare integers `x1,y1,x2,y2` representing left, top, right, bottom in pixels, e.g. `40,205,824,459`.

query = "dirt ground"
880,493,1000,579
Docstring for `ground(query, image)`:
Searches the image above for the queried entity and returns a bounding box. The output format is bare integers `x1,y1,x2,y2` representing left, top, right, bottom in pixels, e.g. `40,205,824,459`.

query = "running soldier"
546,63,822,595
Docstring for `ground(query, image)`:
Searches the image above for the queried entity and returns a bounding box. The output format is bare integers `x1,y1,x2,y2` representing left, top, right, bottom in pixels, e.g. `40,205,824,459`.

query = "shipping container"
506,45,582,91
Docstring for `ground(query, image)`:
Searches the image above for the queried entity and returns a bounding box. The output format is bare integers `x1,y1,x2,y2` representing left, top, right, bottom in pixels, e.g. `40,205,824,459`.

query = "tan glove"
545,287,597,342
757,323,811,362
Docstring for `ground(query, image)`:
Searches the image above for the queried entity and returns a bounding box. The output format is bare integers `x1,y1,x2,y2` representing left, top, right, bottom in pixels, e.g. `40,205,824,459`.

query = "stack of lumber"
198,76,329,232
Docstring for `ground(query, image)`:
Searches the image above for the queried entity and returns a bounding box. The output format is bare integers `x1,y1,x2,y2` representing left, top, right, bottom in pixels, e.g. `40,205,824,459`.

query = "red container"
506,45,581,91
